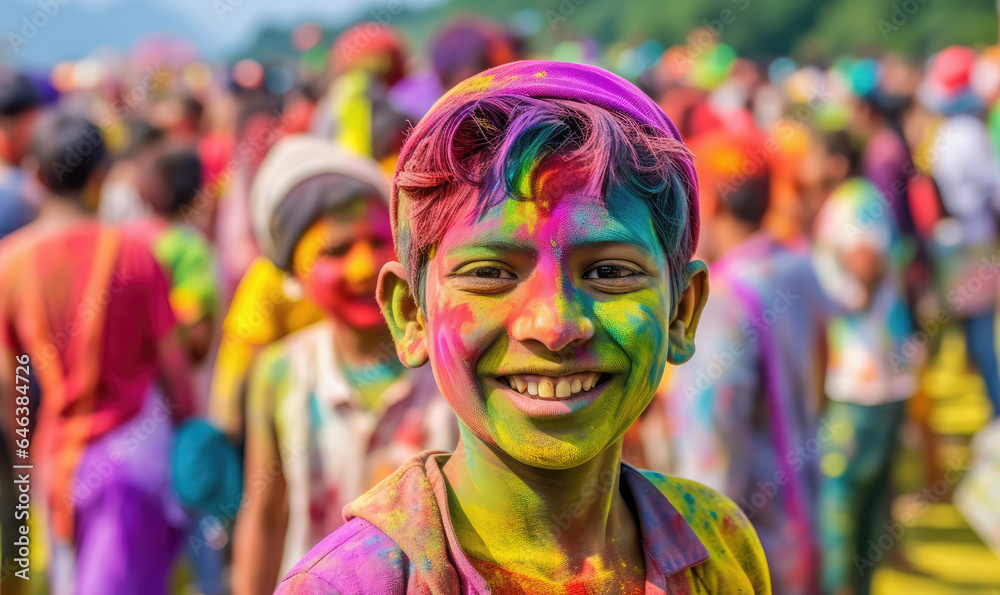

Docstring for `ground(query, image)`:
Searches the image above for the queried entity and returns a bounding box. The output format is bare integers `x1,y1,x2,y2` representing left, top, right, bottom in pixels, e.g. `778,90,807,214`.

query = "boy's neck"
441,426,643,585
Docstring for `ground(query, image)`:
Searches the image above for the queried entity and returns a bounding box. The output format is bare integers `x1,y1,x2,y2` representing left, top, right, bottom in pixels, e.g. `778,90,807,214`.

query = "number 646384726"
13,354,31,448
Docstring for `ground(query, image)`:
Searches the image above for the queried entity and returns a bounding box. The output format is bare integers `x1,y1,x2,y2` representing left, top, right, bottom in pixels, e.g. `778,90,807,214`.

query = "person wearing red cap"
310,23,410,166
919,46,1000,419
275,60,769,594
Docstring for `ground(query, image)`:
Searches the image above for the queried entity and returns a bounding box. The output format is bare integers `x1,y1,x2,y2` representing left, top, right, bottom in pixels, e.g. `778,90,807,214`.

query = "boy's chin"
497,434,620,471
461,378,648,471
481,417,625,472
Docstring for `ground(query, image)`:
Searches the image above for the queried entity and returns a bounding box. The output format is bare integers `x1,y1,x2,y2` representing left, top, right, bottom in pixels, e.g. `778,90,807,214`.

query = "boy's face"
382,157,707,469
292,196,394,330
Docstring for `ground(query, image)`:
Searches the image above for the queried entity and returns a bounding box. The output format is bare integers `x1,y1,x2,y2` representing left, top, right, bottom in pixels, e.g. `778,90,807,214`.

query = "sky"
1,0,443,68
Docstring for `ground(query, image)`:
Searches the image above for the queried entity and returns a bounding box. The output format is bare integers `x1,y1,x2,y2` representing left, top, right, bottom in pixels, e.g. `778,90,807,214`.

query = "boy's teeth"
503,372,605,398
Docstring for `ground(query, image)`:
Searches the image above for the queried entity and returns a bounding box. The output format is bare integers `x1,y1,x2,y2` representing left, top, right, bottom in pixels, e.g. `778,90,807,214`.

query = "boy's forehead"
440,190,661,257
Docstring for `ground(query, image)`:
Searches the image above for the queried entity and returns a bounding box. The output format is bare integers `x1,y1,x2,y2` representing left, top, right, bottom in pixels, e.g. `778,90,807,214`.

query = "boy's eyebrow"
444,238,536,259
444,229,661,261
577,226,660,256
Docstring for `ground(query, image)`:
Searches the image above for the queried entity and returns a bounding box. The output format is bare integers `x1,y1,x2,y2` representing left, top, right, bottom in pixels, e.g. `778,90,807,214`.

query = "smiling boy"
276,60,770,594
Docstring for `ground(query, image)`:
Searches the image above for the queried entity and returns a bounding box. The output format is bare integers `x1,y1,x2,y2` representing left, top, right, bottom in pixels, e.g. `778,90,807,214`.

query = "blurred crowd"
1,14,1000,595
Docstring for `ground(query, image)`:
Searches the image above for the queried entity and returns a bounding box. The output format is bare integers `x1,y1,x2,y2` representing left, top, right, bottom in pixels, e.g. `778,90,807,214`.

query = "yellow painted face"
291,197,395,329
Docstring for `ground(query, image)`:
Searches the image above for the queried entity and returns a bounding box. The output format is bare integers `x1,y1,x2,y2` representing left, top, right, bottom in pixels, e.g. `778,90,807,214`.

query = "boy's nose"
343,241,376,285
510,275,594,353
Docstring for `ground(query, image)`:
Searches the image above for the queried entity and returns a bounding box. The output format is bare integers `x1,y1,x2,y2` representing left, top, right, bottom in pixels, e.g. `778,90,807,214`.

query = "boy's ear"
377,260,429,368
667,260,710,365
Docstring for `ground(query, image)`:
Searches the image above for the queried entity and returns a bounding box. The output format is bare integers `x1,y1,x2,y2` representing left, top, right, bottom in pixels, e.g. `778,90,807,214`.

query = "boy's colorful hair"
391,60,701,306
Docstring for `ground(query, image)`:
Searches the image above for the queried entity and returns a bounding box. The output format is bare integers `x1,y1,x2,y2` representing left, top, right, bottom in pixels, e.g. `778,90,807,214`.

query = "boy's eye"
449,262,519,293
583,262,648,292
584,265,635,279
470,266,515,279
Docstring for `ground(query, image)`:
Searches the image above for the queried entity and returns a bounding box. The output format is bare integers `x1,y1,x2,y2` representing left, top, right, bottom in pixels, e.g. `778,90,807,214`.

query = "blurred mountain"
1,0,997,70
231,0,998,68
420,0,997,58
0,0,441,69
0,0,227,68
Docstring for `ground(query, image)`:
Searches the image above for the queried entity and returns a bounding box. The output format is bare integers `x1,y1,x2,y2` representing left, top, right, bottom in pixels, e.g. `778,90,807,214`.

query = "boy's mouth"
498,372,609,400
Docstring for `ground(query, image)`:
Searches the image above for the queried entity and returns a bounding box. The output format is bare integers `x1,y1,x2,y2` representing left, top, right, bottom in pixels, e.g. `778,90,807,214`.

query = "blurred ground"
876,327,1000,594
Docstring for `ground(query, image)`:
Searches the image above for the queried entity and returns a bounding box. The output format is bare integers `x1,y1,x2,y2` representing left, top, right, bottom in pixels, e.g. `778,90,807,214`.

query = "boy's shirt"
247,321,458,577
667,232,825,594
274,451,770,594
812,178,916,404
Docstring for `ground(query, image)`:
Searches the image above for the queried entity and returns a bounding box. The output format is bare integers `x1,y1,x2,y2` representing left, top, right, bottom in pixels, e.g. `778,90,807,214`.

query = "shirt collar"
346,451,711,590
619,463,711,577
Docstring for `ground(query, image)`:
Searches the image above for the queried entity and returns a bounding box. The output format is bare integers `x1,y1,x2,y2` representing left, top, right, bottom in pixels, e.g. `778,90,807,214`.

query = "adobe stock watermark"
332,3,408,58
35,268,137,373
213,0,244,22
739,416,844,519
97,66,170,126
713,133,780,197
186,442,306,557
877,0,930,41
842,125,957,246
179,107,293,225
550,468,617,536
707,92,831,202
680,286,801,403
44,66,168,185
671,0,752,71
545,0,587,30
853,458,965,576
62,398,180,509
7,0,72,54
887,254,1000,371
